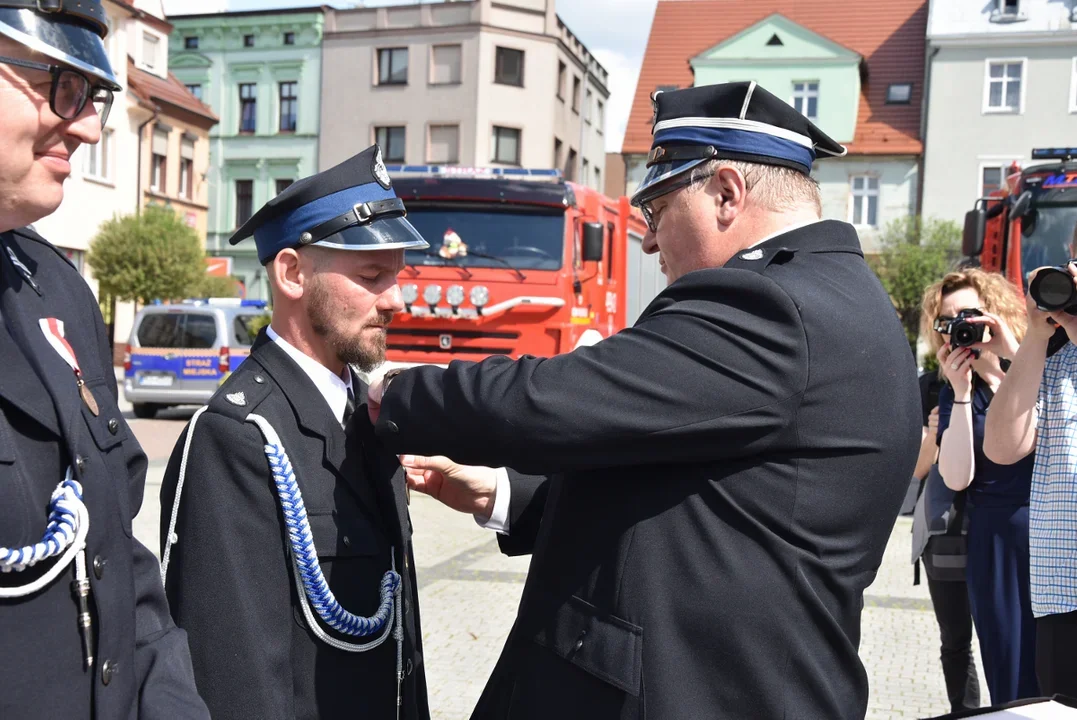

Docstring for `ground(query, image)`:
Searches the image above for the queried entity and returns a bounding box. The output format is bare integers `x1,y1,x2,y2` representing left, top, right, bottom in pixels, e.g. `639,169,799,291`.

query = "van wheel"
133,403,158,419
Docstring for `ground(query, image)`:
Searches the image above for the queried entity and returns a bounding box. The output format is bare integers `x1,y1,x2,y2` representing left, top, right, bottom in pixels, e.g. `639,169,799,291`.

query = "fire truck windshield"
1019,201,1077,284
404,208,565,270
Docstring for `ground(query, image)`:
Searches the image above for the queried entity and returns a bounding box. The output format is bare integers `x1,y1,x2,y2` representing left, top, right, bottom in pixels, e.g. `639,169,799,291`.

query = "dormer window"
886,83,912,104
990,0,1026,22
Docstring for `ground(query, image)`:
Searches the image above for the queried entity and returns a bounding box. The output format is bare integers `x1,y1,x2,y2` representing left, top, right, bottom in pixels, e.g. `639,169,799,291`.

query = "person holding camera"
984,228,1077,699
924,268,1039,704
912,371,982,712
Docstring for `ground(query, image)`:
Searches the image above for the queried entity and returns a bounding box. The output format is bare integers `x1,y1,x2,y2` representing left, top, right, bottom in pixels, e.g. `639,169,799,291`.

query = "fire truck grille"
387,328,520,356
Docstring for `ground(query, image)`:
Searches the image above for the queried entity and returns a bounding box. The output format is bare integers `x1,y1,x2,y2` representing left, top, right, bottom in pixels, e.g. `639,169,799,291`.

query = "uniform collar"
266,324,353,424
746,218,826,249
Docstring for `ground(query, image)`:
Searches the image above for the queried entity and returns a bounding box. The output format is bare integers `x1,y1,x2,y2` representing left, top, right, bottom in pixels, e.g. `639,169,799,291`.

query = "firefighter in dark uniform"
0,1,208,717
159,145,432,720
368,83,923,719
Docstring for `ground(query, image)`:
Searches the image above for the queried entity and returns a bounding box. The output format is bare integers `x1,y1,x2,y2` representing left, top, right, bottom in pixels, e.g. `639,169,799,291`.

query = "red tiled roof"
622,0,928,156
127,61,219,126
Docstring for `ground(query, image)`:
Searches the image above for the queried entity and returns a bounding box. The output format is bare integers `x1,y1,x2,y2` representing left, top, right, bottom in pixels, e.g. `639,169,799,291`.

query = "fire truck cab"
962,147,1077,288
381,165,649,368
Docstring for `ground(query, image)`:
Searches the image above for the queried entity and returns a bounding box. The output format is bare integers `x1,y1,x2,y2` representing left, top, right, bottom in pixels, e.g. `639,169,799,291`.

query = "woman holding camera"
922,268,1039,704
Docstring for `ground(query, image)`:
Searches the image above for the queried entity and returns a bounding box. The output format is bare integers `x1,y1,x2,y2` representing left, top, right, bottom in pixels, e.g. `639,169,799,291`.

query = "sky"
159,0,659,153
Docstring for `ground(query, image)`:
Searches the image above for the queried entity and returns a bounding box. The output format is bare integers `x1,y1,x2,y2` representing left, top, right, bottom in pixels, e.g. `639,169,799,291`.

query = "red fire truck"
963,147,1077,288
382,165,651,367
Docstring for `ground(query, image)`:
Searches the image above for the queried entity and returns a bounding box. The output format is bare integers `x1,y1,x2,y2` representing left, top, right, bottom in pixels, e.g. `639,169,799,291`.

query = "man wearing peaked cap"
159,145,432,719
0,1,210,717
365,81,921,718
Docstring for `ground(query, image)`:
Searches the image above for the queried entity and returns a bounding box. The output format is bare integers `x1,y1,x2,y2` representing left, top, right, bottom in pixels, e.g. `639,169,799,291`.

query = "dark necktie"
342,386,356,427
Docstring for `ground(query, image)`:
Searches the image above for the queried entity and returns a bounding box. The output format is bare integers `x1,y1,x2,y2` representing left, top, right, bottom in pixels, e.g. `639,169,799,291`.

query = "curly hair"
920,268,1027,355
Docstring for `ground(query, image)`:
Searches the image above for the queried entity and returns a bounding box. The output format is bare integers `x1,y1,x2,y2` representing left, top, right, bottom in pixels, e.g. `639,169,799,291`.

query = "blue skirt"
966,504,1040,703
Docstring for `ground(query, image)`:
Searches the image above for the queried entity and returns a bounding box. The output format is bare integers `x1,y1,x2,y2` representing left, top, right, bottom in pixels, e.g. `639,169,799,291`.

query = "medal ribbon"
39,318,82,378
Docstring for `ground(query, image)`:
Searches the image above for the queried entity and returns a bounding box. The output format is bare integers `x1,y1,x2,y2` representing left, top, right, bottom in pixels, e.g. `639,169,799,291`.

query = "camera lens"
954,325,975,347
1031,269,1076,311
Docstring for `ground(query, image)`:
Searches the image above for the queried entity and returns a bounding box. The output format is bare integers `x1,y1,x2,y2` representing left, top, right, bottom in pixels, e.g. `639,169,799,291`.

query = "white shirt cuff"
475,467,511,534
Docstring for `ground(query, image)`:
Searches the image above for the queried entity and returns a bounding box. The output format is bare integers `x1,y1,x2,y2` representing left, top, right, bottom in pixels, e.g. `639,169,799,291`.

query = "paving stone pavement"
134,448,990,720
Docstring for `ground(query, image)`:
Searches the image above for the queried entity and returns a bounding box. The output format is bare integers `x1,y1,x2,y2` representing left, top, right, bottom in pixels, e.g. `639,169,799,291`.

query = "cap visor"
312,216,431,254
630,158,707,207
0,9,120,90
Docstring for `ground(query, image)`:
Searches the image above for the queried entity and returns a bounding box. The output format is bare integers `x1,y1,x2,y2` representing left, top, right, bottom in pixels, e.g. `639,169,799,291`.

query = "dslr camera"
937,308,986,351
1029,261,1077,313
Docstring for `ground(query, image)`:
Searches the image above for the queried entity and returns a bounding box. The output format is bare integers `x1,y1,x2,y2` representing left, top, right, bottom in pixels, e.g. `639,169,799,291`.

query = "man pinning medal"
0,1,208,717
159,145,431,720
368,83,923,718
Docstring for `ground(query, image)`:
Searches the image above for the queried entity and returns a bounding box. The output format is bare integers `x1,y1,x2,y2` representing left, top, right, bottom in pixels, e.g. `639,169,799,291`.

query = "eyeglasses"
639,169,716,233
0,55,114,127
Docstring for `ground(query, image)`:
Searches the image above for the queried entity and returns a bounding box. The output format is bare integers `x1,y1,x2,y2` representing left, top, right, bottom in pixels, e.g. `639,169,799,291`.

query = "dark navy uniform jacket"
375,220,922,719
0,227,208,719
160,332,429,720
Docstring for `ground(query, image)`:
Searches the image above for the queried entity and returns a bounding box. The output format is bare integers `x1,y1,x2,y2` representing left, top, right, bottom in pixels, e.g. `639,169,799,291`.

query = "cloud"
591,47,642,153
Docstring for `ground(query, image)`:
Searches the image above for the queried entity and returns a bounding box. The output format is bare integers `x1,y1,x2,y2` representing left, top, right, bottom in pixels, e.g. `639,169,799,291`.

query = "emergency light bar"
1031,148,1077,161
385,165,563,182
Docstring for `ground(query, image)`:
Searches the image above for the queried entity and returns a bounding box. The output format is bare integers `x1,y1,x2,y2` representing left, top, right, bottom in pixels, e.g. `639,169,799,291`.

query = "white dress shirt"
476,218,826,535
266,325,354,426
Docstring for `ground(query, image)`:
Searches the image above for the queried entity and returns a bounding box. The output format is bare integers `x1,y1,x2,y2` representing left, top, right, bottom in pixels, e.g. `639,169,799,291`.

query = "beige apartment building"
319,0,609,190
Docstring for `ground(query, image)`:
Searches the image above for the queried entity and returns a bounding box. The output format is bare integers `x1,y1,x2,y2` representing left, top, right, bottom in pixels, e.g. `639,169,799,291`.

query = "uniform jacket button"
75,456,86,472
93,555,105,580
107,418,119,434
342,536,351,547
385,421,399,433
254,375,265,384
101,659,115,685
406,658,414,676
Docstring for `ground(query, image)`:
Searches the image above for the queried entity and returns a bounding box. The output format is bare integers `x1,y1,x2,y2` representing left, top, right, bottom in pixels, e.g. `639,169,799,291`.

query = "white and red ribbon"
39,318,82,378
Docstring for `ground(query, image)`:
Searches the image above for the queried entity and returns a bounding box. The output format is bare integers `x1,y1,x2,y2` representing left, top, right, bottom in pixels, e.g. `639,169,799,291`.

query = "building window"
792,81,819,120
276,178,293,196
565,148,577,181
378,47,408,85
850,176,879,227
595,166,601,190
582,158,590,183
572,76,581,113
491,126,520,165
243,34,255,48
375,126,406,163
283,32,295,46
584,89,593,124
150,126,168,194
886,83,912,104
279,81,297,133
83,128,112,181
596,99,605,133
553,137,562,167
430,44,462,85
980,165,1011,198
985,59,1024,113
179,158,192,198
239,83,257,133
235,180,254,228
428,125,459,164
990,0,1025,21
185,83,202,100
557,61,566,100
495,46,524,87
179,136,195,199
150,154,166,193
1070,57,1077,113
184,36,199,50
142,32,159,70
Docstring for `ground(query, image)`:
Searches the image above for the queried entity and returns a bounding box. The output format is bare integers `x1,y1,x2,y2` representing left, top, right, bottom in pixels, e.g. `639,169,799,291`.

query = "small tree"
88,204,206,304
868,216,962,357
192,273,242,299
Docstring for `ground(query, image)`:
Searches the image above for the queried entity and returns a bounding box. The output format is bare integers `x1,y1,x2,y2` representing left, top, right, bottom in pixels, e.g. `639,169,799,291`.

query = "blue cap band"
652,126,816,174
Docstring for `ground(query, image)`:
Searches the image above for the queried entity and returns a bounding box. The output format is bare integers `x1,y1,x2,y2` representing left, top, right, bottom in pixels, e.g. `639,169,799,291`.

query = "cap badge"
740,249,765,261
372,146,392,190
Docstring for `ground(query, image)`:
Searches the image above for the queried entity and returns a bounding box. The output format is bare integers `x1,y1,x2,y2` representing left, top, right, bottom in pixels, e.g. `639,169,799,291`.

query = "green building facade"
169,7,326,300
